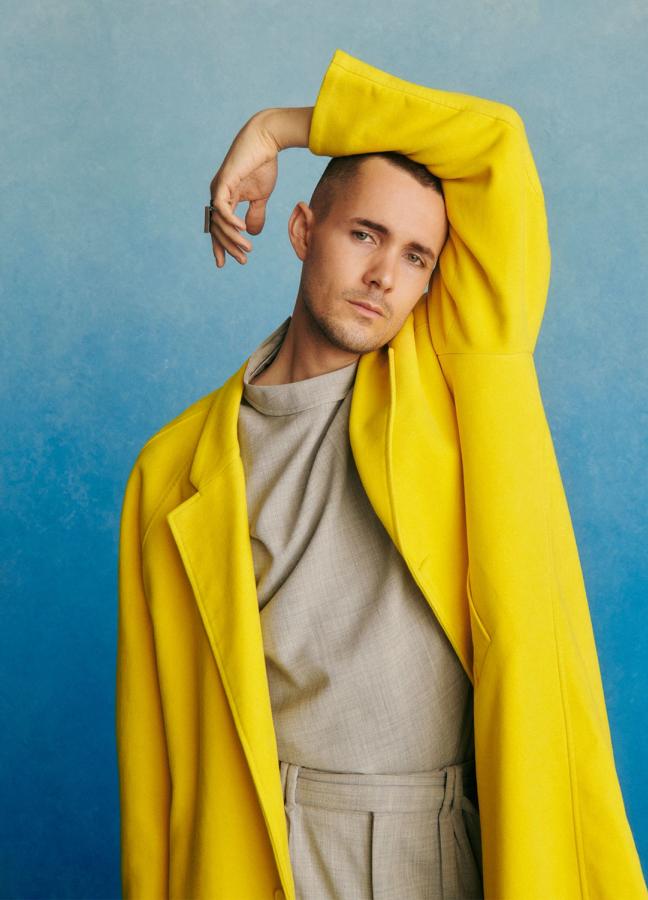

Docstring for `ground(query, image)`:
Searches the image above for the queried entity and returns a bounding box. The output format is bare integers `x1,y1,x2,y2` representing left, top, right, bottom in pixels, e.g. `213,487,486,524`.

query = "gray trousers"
279,758,484,900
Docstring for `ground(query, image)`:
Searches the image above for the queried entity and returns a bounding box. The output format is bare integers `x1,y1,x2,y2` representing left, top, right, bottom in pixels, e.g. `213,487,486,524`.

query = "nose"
363,249,396,292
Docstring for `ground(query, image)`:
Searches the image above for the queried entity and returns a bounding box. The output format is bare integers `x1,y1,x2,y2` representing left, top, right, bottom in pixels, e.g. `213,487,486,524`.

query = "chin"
331,317,387,355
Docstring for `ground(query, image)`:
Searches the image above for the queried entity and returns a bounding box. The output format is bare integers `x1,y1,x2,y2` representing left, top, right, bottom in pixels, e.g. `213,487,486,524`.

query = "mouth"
347,299,384,318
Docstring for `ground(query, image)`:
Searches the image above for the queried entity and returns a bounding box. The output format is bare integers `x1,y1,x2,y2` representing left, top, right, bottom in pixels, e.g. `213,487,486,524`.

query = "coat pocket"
467,568,492,685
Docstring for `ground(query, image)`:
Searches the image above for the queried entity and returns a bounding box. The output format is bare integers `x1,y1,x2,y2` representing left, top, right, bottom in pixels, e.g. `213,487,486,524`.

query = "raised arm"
208,49,550,358
305,48,552,356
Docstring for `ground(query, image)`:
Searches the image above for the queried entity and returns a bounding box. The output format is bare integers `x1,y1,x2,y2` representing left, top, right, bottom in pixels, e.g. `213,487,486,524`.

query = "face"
288,156,449,355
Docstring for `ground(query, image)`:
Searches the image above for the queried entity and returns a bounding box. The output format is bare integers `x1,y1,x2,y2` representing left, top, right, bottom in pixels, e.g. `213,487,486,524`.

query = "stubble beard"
300,284,388,356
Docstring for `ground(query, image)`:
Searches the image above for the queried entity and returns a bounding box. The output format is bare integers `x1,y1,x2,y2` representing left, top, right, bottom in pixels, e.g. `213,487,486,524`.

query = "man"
116,49,647,899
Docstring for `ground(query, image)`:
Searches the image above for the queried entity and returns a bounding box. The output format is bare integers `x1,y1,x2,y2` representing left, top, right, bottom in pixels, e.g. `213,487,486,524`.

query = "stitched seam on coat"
466,573,492,686
543,423,588,898
198,448,240,491
139,405,211,455
385,347,400,549
333,58,517,127
331,59,542,197
142,461,192,549
434,350,533,356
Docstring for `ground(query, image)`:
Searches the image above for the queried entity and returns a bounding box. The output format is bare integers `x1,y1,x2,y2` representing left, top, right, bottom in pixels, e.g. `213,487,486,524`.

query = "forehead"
332,159,447,243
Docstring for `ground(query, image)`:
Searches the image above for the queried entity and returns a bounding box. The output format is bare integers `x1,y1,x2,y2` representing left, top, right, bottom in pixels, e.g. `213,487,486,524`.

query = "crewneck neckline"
242,316,359,417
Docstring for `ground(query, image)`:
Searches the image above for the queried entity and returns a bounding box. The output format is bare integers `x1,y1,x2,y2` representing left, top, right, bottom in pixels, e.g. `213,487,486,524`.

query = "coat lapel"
350,310,474,683
166,360,294,887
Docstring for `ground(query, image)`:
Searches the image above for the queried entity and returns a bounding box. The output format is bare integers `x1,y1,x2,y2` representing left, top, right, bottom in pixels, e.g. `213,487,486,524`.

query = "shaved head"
309,151,444,224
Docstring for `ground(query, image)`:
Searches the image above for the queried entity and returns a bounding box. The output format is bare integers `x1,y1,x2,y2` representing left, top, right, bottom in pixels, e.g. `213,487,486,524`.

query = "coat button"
274,891,285,900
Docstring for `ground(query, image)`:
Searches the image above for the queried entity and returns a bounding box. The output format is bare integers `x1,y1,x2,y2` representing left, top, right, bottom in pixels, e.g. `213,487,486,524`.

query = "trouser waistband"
279,757,477,814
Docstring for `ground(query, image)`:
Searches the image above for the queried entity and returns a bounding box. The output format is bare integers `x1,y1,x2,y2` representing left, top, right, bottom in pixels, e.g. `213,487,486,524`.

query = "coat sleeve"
307,47,552,357
308,50,648,898
116,459,171,899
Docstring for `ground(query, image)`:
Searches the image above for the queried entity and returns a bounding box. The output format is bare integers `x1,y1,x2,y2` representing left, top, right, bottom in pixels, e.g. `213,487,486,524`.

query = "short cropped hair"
308,151,444,223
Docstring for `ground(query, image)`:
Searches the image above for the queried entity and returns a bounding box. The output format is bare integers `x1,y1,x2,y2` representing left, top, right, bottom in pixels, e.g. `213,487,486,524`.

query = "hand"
208,112,279,268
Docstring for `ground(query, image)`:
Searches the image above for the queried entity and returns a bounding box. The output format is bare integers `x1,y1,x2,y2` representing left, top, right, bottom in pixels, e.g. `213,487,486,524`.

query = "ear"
287,201,316,262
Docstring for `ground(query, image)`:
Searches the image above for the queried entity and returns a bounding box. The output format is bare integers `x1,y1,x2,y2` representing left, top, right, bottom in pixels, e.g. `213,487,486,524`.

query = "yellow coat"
116,49,647,899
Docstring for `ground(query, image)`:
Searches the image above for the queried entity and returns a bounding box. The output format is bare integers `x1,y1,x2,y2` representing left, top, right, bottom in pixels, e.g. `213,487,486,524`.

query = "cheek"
307,239,339,279
302,255,336,307
314,248,353,288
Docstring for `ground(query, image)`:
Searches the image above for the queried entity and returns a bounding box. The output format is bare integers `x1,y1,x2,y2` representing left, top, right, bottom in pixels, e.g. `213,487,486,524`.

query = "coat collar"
186,334,392,496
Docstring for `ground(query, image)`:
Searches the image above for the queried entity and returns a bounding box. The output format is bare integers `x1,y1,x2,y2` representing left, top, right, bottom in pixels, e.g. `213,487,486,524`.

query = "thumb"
245,198,268,235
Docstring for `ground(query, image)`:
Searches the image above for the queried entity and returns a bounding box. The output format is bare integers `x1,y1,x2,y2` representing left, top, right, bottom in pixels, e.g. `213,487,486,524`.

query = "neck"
250,296,360,386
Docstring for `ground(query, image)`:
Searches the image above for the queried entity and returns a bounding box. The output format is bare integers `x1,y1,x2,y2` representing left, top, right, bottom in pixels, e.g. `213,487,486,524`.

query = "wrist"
256,106,314,152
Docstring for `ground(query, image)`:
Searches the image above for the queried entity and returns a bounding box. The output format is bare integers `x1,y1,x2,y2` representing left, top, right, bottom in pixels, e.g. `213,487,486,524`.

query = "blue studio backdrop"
1,1,646,897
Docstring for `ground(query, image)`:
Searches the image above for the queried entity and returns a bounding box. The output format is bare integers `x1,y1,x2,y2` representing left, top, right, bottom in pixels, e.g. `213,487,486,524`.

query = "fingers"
213,215,252,263
209,202,254,268
245,198,268,236
211,233,249,268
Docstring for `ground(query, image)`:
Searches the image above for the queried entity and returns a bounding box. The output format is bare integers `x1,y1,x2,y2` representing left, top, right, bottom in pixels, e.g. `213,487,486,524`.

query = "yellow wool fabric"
116,49,647,899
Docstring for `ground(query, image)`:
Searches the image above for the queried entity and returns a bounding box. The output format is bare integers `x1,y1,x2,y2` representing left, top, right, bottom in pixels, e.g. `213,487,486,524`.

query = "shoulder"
139,389,215,462
121,387,218,533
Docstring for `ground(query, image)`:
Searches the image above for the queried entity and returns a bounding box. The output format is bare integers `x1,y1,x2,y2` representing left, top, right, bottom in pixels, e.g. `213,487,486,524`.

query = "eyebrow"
347,217,437,264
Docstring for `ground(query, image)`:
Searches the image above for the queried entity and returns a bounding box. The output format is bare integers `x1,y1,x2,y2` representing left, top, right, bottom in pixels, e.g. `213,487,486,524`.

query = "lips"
348,299,384,317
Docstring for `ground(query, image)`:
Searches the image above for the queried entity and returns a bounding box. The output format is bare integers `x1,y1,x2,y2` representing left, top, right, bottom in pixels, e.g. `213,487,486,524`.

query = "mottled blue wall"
1,1,646,896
